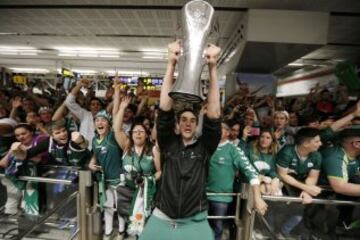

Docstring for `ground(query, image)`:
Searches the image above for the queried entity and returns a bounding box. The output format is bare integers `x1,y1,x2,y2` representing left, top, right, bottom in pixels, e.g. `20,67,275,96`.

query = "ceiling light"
19,52,38,56
142,56,165,59
99,54,120,58
106,70,149,76
72,69,97,74
0,46,39,56
10,67,49,74
141,48,166,53
78,53,98,57
288,62,304,67
0,51,17,55
58,53,77,57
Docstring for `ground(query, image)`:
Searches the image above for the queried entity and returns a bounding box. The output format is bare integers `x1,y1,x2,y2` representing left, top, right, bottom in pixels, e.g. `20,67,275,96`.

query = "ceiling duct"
237,9,329,73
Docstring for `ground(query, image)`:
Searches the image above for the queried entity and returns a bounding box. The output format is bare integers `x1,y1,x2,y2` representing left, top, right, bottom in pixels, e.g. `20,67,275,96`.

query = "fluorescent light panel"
55,46,120,58
0,46,39,56
71,69,97,74
10,67,49,74
106,70,149,76
142,56,165,59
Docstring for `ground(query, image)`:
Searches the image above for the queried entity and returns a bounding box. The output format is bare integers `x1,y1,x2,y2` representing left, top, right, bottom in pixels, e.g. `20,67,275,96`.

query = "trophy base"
168,91,203,103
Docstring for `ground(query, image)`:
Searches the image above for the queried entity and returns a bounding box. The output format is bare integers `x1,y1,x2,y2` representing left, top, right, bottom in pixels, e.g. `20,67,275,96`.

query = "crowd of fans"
0,40,359,240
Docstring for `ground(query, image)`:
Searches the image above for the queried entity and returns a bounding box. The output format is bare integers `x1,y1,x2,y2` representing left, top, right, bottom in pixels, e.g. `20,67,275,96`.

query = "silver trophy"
169,0,215,103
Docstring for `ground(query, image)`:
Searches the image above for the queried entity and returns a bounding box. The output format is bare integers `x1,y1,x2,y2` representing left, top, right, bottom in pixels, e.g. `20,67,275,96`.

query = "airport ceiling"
0,0,359,77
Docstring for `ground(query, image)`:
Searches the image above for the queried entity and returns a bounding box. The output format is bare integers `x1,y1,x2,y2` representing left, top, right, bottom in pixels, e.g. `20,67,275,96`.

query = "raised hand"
12,96,22,109
119,96,132,110
168,40,181,66
205,43,221,68
78,79,91,88
274,128,284,140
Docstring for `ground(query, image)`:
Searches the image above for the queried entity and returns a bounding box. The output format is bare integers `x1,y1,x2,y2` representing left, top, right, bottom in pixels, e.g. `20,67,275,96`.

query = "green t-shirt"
320,127,336,144
239,139,277,178
276,144,322,181
322,146,360,182
207,141,259,203
92,131,122,184
122,149,155,189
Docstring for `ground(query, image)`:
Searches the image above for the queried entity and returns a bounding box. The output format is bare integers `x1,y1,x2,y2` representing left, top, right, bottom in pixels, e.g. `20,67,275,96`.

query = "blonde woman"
241,128,282,195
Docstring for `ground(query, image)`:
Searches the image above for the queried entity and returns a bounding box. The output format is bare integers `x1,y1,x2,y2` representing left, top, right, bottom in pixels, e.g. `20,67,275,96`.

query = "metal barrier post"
239,184,256,240
234,192,242,240
78,170,101,240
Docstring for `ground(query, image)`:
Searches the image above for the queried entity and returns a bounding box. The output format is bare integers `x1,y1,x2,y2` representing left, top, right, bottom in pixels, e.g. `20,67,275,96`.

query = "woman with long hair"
88,109,123,240
241,128,281,195
113,96,161,238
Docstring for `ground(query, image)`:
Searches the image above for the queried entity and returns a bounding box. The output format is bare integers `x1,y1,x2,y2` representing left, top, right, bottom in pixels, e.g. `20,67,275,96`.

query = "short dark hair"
176,108,198,123
295,127,320,145
90,97,104,107
47,119,66,134
126,104,137,115
14,123,34,133
224,119,240,128
339,126,360,140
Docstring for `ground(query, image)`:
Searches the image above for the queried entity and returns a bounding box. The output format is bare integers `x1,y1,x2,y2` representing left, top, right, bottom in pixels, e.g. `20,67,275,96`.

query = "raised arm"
112,74,122,117
152,143,162,180
159,40,180,111
136,95,148,117
113,96,131,150
52,102,68,121
64,79,90,121
204,44,221,119
10,97,22,122
330,100,360,132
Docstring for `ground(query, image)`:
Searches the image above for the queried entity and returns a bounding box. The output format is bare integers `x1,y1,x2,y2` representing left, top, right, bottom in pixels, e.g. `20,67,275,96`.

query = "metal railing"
1,171,360,240
17,191,78,239
0,173,73,185
0,168,78,240
262,194,360,206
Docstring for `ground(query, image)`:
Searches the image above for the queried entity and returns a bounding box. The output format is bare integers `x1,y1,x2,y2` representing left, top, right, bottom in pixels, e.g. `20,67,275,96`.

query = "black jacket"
156,109,221,218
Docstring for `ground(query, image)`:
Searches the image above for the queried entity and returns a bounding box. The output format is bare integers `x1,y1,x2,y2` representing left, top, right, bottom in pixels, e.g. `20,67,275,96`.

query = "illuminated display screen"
62,68,74,77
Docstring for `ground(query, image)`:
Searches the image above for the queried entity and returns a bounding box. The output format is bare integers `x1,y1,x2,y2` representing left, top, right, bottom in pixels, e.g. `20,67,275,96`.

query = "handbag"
116,185,134,216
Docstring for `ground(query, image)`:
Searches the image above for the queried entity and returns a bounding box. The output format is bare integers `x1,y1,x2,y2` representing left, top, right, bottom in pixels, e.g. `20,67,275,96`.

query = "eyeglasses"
132,130,145,134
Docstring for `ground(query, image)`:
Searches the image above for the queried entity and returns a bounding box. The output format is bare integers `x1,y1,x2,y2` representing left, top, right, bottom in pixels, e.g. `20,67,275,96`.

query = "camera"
131,171,144,185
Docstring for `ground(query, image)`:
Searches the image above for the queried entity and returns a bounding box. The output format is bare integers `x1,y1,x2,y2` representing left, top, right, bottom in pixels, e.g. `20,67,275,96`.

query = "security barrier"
1,171,359,240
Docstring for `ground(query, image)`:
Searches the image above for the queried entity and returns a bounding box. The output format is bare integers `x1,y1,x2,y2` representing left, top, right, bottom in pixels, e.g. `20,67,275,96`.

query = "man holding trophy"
139,1,267,239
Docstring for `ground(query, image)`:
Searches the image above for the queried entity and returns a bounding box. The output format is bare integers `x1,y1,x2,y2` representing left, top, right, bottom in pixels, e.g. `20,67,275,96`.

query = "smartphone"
250,127,260,136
